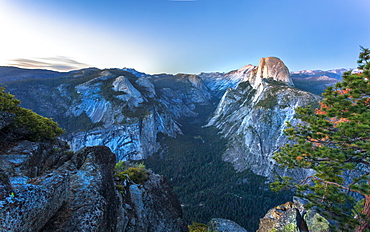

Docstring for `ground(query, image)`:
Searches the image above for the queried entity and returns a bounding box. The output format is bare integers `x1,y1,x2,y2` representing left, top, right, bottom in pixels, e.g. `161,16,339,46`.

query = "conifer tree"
272,47,370,231
0,87,64,141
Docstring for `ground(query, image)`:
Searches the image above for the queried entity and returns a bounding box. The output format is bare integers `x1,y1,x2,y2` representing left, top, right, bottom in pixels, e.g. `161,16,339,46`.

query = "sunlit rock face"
206,57,320,179
199,57,291,98
247,57,293,89
199,64,256,96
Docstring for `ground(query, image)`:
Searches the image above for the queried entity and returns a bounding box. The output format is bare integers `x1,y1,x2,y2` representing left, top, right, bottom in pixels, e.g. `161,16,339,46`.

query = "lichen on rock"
256,197,329,232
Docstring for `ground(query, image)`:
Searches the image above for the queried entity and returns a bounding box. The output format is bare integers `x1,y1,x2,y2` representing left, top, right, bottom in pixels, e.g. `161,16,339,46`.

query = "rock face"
3,69,213,161
206,57,321,178
120,171,188,232
199,57,291,97
247,57,293,89
257,197,330,232
0,113,188,232
199,64,255,96
207,218,249,232
42,146,118,232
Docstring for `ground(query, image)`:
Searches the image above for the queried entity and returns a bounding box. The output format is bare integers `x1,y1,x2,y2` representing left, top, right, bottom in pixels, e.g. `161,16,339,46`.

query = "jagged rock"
0,140,72,178
121,171,188,232
42,146,118,232
257,198,329,232
0,162,70,232
207,218,249,232
0,135,73,232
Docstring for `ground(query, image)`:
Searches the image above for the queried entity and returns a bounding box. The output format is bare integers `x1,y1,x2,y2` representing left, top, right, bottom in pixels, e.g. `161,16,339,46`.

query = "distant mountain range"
290,68,350,95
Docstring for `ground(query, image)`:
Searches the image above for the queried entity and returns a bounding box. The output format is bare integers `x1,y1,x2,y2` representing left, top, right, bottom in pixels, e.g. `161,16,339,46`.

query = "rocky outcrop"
120,171,188,232
257,197,329,232
0,113,188,231
0,140,118,232
0,139,74,232
42,146,118,232
207,58,321,178
207,218,249,232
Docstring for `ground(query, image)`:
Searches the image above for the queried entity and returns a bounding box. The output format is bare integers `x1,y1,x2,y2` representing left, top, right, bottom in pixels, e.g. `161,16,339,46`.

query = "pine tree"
272,47,370,231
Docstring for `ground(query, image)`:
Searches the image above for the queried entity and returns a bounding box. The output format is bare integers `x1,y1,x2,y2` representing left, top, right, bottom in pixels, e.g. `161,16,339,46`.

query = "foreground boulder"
257,197,329,232
120,171,188,232
0,142,118,232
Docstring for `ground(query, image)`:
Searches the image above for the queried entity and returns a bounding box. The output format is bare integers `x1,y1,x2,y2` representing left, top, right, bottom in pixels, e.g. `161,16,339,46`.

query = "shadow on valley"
143,103,293,231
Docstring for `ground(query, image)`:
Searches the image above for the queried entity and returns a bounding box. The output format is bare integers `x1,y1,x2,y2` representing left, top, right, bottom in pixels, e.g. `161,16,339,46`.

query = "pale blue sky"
0,0,369,73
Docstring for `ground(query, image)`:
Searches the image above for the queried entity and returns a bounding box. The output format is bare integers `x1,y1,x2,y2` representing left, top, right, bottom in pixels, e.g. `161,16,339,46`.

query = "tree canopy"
272,47,370,232
0,87,64,141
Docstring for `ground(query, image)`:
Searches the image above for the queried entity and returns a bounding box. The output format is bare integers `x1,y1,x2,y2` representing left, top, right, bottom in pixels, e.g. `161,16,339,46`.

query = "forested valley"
143,104,292,230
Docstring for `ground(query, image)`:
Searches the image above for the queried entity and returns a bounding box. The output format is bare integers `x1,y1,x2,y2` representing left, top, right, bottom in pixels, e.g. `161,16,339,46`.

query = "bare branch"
298,175,366,196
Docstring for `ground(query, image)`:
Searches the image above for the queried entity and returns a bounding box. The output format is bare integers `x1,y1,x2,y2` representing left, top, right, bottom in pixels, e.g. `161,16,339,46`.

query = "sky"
0,0,370,74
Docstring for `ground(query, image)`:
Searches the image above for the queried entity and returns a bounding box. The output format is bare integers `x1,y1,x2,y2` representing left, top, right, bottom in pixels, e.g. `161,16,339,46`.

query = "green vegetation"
188,222,208,232
0,87,64,141
115,161,149,185
272,47,370,232
255,92,278,108
144,104,292,231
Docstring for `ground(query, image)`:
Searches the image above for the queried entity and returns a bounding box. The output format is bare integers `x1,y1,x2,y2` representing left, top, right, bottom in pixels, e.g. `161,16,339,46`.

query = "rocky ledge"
257,197,330,232
0,111,188,232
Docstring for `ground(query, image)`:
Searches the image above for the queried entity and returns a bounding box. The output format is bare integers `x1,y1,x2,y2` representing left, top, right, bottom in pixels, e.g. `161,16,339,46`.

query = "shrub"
115,161,149,185
0,87,65,141
188,222,208,232
115,167,149,185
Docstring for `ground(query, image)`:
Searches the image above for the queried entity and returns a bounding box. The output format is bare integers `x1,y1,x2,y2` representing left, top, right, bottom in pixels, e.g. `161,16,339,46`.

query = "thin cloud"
8,56,89,71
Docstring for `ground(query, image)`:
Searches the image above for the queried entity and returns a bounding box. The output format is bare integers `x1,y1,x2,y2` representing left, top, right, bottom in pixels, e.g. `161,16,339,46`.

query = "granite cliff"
206,57,320,178
2,68,212,161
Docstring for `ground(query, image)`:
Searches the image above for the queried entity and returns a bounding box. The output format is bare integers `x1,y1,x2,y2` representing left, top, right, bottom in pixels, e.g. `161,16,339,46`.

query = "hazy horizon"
1,0,369,74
